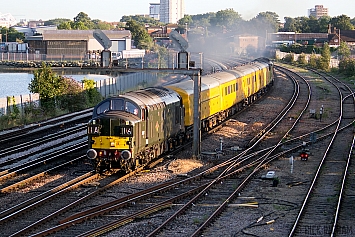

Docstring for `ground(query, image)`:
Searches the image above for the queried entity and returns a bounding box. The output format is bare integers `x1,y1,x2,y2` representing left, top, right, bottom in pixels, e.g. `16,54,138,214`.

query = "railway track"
0,108,92,148
288,70,355,237
0,64,354,237
3,63,297,236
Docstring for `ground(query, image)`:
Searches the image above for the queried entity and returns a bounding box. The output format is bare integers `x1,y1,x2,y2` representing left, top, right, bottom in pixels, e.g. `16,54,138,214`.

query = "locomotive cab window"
96,101,110,114
112,98,124,111
125,101,140,116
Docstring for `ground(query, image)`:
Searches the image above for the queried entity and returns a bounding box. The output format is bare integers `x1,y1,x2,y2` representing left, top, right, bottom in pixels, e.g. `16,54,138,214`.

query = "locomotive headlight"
121,150,132,160
110,142,115,147
86,149,97,159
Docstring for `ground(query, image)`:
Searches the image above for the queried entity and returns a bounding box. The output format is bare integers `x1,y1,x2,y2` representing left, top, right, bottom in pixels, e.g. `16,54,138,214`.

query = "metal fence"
0,52,94,62
276,50,340,68
0,93,40,116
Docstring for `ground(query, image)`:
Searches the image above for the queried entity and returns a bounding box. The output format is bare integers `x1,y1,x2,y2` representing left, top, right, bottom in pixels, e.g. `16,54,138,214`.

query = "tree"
92,20,115,30
283,17,299,32
0,27,25,42
337,41,351,59
74,12,91,24
29,63,64,101
211,8,242,30
191,13,215,28
249,12,280,35
57,77,86,112
331,15,354,30
297,53,307,66
57,21,72,30
28,63,65,113
318,42,331,70
351,17,355,27
44,18,71,26
338,58,355,77
121,15,163,26
309,54,318,68
178,15,193,27
72,12,94,29
299,17,311,33
318,16,331,33
283,53,294,63
28,63,98,114
125,20,152,49
308,16,320,33
82,78,103,106
71,21,90,30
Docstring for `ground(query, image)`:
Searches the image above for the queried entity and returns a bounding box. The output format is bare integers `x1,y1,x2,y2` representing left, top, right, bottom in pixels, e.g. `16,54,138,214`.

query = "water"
0,72,112,98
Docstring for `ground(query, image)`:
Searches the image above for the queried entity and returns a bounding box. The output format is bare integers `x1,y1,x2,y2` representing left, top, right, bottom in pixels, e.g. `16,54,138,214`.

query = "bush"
283,53,294,63
297,53,307,66
338,58,355,77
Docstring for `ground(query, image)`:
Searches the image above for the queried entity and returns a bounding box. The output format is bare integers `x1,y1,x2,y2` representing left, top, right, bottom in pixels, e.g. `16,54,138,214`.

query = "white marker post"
290,155,294,173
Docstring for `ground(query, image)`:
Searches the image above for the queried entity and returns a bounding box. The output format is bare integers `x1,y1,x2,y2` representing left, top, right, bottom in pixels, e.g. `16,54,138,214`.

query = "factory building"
26,30,131,60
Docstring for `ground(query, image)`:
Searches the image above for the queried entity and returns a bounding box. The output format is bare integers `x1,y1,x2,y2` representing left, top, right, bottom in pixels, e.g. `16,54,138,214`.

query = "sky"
1,0,355,23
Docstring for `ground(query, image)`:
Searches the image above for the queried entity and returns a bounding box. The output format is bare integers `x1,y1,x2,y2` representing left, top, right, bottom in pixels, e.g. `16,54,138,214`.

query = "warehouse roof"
27,30,131,41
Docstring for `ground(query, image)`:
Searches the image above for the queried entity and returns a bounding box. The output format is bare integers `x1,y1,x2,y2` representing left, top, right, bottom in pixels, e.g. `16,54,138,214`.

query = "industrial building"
25,30,131,60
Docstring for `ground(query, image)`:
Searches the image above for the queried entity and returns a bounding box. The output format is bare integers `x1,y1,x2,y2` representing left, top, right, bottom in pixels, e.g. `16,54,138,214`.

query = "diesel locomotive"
86,58,274,173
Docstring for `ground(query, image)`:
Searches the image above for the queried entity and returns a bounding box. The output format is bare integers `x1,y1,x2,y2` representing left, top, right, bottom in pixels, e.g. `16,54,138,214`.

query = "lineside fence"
276,50,339,68
0,72,159,116
0,52,94,62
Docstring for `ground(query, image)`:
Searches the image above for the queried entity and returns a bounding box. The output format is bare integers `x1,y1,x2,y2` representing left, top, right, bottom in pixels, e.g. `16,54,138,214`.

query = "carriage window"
236,83,238,91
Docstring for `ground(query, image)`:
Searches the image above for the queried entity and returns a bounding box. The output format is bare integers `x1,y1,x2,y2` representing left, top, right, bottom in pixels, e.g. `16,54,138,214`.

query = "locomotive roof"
95,110,140,123
122,86,180,109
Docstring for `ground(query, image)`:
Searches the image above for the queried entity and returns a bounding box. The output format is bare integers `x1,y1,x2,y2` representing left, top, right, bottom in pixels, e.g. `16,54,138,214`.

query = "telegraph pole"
170,31,202,159
192,69,201,159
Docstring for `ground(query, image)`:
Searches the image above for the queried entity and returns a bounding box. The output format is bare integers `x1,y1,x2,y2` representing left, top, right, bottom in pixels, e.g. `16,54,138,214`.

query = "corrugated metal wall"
0,72,160,116
96,72,159,98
